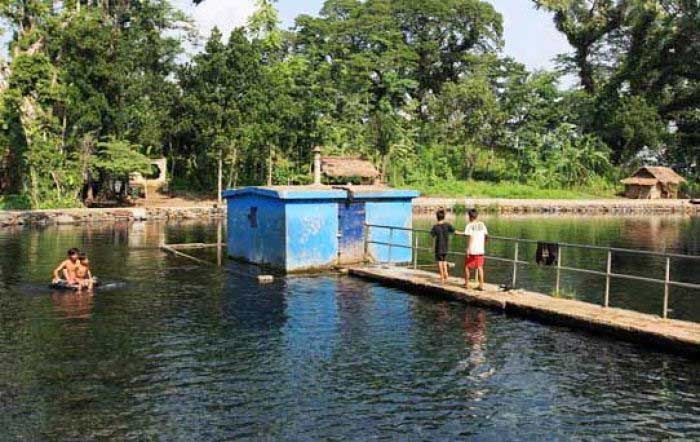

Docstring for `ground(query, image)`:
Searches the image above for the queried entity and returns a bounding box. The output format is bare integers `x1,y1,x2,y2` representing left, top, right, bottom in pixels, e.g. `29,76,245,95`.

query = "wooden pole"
217,153,223,206
604,250,612,307
663,257,671,319
512,242,519,288
217,219,223,267
267,145,273,187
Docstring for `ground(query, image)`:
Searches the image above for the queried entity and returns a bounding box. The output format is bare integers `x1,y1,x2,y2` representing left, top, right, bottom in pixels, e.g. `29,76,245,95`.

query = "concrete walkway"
349,265,700,357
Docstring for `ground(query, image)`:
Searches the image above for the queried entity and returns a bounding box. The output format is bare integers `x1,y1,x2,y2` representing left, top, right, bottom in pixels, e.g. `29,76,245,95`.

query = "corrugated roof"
321,157,380,179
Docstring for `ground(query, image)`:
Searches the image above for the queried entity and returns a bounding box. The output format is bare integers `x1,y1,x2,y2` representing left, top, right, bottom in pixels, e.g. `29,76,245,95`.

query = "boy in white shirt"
463,209,488,290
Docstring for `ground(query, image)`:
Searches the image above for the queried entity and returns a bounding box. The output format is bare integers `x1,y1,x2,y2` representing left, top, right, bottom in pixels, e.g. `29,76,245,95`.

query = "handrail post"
388,227,394,264
604,250,612,308
512,242,519,288
663,256,671,319
412,231,418,269
555,250,562,295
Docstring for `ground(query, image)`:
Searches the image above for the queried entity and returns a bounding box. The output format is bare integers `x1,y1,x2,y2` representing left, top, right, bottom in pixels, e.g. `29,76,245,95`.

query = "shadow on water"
0,219,698,439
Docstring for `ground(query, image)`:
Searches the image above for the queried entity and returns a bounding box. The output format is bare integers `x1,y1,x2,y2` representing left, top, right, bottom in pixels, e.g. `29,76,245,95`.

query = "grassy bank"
403,180,620,199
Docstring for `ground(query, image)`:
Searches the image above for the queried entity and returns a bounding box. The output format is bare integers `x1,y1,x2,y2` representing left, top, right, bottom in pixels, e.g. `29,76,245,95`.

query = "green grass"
402,180,620,200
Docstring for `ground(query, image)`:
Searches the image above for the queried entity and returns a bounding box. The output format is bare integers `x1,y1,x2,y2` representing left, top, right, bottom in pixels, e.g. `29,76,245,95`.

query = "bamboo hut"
321,157,381,184
621,166,686,199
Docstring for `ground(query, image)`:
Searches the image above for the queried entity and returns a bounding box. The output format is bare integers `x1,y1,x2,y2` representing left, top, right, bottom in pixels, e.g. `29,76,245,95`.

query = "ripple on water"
0,223,699,440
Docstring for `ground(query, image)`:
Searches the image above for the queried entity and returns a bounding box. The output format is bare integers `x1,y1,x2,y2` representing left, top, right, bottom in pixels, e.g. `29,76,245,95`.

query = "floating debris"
258,275,274,284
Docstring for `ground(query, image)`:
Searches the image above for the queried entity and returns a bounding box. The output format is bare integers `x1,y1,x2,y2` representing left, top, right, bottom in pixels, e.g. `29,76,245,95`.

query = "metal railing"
364,223,700,319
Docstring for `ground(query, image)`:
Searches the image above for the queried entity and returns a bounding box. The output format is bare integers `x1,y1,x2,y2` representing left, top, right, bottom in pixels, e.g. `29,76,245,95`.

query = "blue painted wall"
337,202,366,264
226,194,286,269
225,187,419,272
285,201,339,272
365,200,414,264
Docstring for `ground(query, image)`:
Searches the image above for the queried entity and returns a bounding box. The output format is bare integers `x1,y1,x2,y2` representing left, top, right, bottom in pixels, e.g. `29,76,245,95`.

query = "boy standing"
464,209,488,290
430,208,455,284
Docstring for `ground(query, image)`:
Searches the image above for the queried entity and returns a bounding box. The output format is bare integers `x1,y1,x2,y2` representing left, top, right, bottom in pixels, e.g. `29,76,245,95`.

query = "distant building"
321,156,380,185
621,166,686,199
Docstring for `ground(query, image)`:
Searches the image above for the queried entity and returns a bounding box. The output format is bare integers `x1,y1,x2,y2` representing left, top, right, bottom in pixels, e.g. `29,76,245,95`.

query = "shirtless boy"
76,252,94,290
52,248,81,286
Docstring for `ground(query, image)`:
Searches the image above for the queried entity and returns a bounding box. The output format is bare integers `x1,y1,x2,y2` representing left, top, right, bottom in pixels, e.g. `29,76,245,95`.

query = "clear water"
0,219,699,440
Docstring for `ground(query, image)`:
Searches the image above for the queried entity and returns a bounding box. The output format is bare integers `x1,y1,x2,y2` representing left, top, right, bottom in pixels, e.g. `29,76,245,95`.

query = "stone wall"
413,198,700,216
1,197,697,228
0,207,225,227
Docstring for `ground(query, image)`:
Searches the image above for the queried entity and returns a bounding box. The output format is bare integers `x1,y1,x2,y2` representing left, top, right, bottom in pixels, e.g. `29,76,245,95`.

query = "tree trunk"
267,145,273,186
577,47,596,94
217,150,223,206
226,146,238,189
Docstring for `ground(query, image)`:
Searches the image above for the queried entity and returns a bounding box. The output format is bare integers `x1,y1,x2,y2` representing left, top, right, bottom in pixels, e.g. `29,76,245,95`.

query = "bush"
401,179,618,199
680,181,700,198
0,194,31,210
36,196,83,210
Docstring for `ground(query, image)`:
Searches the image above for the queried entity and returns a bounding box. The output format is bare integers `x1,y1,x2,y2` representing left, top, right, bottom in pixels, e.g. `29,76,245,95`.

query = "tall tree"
534,0,627,94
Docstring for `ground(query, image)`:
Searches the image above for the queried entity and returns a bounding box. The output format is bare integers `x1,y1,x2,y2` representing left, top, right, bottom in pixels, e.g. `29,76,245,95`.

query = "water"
414,215,700,321
0,219,699,440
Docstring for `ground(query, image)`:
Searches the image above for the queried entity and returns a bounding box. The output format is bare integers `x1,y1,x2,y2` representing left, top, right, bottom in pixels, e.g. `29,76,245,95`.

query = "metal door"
337,202,366,264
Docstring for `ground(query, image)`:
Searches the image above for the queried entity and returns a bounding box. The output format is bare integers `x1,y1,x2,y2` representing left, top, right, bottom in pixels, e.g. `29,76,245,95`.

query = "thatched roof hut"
621,166,686,199
321,157,380,184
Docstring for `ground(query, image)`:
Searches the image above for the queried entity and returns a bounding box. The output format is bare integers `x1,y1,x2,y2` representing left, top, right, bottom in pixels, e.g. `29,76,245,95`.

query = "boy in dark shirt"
430,208,455,284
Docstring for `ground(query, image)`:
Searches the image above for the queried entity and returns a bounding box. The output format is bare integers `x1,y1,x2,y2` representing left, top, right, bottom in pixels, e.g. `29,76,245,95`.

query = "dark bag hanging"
536,242,559,266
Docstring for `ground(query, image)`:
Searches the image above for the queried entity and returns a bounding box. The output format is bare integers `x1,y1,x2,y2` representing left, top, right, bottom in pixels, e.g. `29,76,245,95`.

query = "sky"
172,0,573,73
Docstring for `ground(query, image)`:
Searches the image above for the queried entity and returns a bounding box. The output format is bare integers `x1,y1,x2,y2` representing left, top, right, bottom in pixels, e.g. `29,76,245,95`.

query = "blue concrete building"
223,186,420,272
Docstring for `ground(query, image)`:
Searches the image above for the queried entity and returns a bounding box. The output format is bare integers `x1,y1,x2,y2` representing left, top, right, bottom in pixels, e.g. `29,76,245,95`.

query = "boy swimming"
76,252,94,290
52,248,81,287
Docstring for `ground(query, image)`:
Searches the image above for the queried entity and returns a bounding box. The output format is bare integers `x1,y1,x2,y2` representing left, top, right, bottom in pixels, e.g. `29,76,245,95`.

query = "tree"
178,27,264,193
0,0,187,207
429,75,503,180
534,0,627,94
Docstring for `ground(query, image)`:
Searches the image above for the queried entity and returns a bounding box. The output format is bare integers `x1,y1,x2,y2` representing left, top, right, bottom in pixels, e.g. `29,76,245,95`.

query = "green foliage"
0,0,694,208
0,195,31,210
91,140,152,178
516,124,613,188
404,179,617,200
535,0,699,164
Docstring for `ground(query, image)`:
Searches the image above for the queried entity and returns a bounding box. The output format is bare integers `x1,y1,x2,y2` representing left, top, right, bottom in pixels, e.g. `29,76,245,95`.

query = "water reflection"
50,291,94,320
0,220,698,439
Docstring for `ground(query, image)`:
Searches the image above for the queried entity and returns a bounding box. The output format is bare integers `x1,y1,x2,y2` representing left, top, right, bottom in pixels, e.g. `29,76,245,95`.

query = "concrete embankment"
0,206,224,227
413,197,700,216
1,197,697,227
349,266,700,357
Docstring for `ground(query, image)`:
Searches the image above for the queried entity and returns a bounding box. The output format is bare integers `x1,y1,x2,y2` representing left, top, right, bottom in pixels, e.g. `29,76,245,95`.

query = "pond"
0,219,698,440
